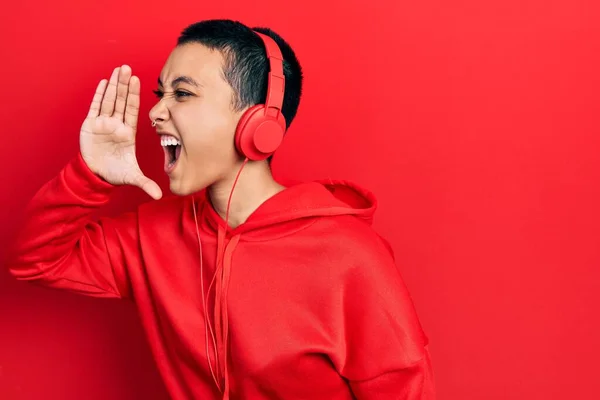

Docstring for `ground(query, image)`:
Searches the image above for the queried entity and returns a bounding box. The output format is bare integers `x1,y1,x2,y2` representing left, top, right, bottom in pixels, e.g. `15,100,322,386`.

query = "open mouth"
160,135,182,171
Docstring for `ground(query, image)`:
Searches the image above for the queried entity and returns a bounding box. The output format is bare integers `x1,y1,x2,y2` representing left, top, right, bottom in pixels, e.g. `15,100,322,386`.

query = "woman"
7,18,435,399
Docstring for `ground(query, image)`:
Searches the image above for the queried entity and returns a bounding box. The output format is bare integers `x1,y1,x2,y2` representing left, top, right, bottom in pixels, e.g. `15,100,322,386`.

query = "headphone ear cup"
235,105,286,161
235,105,261,157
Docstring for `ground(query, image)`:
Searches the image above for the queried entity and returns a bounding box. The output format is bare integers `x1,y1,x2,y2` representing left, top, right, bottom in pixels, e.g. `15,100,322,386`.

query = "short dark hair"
177,19,303,133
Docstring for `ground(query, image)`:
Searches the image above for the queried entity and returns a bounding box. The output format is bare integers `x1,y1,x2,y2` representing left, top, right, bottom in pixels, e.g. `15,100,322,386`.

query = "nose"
149,98,169,126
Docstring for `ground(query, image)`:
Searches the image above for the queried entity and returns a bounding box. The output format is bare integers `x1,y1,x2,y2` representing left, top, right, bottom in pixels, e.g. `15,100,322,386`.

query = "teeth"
160,136,181,147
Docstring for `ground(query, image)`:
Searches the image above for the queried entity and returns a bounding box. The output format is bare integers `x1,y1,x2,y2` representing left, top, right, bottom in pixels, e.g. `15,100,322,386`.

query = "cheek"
172,103,239,157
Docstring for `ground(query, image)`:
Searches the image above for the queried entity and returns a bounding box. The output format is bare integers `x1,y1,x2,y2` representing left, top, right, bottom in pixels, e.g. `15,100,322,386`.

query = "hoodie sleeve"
5,153,139,299
337,234,436,399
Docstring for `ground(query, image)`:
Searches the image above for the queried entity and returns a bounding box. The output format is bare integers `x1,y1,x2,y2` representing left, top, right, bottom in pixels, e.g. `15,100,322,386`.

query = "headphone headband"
234,30,287,161
253,31,285,118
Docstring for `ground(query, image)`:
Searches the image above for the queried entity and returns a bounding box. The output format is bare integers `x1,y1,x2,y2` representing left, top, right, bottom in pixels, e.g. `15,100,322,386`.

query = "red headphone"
234,31,287,161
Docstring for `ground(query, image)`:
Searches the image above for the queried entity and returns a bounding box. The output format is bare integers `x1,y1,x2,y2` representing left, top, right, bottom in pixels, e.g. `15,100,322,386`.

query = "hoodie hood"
192,180,378,399
200,180,378,238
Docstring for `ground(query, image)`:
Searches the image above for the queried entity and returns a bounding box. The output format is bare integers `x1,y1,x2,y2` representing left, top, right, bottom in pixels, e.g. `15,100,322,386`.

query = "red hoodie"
7,153,435,400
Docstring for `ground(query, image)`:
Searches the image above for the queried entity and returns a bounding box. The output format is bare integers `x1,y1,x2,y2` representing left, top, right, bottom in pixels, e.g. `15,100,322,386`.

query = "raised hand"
80,65,162,200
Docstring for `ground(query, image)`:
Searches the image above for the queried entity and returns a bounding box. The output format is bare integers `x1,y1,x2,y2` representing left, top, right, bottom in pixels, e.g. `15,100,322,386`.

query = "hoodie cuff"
62,152,115,203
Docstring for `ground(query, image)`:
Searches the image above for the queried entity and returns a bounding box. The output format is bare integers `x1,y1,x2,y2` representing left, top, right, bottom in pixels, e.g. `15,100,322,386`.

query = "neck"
207,159,285,229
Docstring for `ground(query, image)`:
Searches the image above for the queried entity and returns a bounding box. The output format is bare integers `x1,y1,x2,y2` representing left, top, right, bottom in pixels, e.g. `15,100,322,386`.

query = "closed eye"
174,90,192,99
152,89,192,100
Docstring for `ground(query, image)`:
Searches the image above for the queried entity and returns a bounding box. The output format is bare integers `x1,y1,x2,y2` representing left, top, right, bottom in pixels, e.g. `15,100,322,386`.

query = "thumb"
129,170,163,200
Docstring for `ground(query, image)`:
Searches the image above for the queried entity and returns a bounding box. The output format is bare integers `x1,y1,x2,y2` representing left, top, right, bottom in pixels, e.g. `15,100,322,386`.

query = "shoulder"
317,214,393,252
307,214,398,271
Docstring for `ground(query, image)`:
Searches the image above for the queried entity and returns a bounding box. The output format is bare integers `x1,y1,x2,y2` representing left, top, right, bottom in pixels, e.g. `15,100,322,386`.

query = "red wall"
1,1,599,399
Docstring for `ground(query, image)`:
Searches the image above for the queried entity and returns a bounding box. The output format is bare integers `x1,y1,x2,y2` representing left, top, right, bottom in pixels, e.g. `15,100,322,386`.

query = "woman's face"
149,42,245,196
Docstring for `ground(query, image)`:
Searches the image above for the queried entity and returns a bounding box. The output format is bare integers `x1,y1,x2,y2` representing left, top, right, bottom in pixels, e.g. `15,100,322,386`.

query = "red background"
1,0,599,399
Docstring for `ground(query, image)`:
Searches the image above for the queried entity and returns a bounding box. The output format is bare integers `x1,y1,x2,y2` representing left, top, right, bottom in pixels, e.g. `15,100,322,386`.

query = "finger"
113,65,132,121
87,79,108,118
100,67,120,116
125,75,141,132
132,173,163,200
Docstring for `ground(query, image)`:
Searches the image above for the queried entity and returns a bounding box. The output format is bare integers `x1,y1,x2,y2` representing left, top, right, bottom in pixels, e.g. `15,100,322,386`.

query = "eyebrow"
157,76,202,88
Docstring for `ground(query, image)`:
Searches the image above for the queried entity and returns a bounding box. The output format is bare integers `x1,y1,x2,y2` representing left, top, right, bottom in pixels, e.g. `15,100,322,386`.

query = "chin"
169,179,206,197
169,180,190,196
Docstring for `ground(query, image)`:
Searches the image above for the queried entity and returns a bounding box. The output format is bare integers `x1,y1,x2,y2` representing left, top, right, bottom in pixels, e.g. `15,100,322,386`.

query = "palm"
81,116,136,185
80,65,162,200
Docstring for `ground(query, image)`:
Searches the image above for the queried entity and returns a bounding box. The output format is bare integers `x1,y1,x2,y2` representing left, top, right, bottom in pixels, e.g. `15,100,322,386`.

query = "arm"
348,347,435,400
337,236,436,399
7,65,161,299
6,152,137,299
